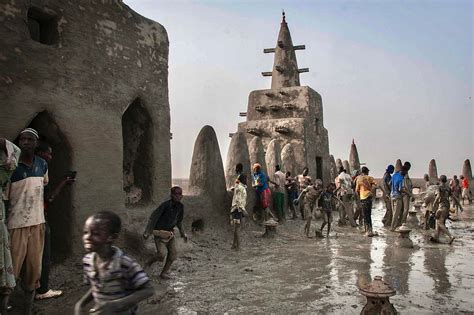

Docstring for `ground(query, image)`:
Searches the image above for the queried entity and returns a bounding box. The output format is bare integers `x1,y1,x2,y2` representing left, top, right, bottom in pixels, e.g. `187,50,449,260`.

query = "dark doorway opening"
25,111,72,261
122,98,153,207
27,7,59,45
316,156,323,180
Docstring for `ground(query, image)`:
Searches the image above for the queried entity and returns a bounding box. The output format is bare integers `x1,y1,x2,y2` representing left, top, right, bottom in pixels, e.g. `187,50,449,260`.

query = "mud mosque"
0,1,472,261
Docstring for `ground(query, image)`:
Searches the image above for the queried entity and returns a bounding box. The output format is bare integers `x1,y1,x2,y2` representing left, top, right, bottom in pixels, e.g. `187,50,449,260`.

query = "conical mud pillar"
336,158,343,172
249,136,267,175
462,159,472,180
395,159,403,172
281,143,296,176
189,125,227,208
428,159,438,182
349,139,361,172
343,160,351,175
265,139,282,180
329,154,337,182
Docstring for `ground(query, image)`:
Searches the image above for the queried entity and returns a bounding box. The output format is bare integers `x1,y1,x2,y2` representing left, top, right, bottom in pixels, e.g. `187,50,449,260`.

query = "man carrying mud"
335,168,357,227
296,167,312,219
143,186,188,279
381,165,394,227
430,175,463,244
296,179,323,237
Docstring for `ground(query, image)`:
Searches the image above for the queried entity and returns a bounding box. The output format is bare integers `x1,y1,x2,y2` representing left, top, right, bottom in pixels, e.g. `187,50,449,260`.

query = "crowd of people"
226,160,470,249
0,128,471,314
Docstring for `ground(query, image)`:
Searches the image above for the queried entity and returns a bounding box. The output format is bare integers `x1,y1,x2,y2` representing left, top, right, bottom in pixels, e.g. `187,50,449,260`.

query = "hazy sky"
124,0,472,179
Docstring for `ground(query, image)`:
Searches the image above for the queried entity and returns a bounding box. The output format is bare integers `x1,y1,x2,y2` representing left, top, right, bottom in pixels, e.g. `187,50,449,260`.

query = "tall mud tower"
233,12,330,183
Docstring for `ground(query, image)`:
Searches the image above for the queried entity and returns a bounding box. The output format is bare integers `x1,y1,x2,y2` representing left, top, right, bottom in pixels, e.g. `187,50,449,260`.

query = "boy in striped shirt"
75,211,154,315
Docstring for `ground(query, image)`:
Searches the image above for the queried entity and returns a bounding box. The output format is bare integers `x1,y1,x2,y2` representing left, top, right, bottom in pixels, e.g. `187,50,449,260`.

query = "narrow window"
27,7,59,45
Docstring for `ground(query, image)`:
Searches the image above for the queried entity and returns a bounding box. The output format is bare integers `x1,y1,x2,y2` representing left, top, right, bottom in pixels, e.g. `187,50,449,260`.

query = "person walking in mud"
390,165,407,231
143,186,188,279
295,179,323,237
285,171,298,219
430,175,463,244
230,174,248,250
450,175,462,215
318,183,344,238
401,161,414,224
355,167,377,236
335,168,357,227
252,163,275,222
460,175,471,205
381,165,395,227
296,167,312,219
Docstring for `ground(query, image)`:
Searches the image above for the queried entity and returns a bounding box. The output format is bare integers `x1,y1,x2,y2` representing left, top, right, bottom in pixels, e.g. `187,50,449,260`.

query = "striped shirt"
83,246,150,314
7,155,48,229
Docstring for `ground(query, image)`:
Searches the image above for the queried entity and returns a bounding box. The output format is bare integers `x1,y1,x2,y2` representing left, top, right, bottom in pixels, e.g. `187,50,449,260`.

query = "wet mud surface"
21,201,474,314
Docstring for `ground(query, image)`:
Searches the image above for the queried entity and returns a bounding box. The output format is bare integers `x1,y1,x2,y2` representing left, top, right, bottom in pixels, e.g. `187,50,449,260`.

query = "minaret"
262,11,308,89
349,139,361,172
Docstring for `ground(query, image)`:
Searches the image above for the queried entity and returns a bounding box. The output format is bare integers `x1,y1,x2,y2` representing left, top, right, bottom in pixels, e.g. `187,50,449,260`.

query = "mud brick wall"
0,0,171,258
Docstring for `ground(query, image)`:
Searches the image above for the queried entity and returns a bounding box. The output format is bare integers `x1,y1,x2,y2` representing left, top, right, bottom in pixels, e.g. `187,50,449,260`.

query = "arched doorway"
122,98,153,207
25,111,72,261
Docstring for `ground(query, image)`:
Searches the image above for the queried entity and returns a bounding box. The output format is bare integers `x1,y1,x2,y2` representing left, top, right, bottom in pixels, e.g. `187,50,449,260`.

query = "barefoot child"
75,211,154,315
319,183,344,237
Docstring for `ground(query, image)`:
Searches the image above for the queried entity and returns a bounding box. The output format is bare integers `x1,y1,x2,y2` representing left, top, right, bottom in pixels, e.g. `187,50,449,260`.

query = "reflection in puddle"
158,204,474,314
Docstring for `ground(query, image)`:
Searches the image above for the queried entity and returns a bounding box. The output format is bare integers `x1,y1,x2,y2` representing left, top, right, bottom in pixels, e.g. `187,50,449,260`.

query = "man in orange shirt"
355,167,377,237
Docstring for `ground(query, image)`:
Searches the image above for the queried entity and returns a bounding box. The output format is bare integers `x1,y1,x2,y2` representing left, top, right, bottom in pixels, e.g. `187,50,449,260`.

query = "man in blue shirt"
390,166,407,231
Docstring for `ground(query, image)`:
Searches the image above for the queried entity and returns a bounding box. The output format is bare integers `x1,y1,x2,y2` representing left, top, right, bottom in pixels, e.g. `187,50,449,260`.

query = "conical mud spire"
428,159,438,182
262,11,308,89
462,159,472,179
349,139,361,172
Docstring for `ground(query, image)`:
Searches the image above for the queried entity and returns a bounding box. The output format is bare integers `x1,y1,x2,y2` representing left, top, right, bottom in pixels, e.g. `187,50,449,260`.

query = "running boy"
75,211,154,315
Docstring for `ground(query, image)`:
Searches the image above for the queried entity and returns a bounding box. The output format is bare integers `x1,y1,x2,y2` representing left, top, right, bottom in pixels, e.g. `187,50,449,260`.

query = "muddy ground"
12,200,474,314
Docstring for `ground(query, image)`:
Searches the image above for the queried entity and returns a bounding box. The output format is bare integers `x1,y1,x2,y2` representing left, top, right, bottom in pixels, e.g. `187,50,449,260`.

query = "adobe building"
0,1,171,258
229,12,331,184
